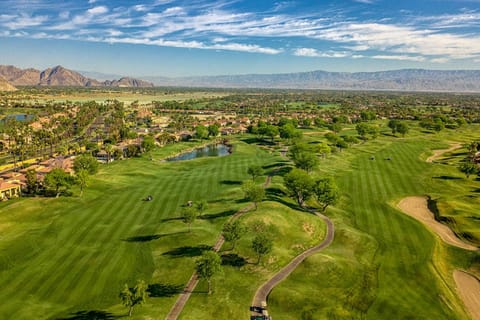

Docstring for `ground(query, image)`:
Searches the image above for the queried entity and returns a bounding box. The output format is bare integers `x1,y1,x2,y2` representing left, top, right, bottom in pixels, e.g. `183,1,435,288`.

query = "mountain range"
0,75,17,91
143,69,480,92
1,65,480,92
0,65,154,88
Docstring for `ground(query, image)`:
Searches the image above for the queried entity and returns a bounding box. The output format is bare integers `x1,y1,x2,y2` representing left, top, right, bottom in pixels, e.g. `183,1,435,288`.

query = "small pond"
167,144,231,162
1,114,34,122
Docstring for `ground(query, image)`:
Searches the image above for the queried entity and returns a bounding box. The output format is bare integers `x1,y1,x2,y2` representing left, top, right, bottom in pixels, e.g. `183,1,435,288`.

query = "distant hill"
104,77,154,88
0,65,154,88
0,75,17,91
145,69,480,92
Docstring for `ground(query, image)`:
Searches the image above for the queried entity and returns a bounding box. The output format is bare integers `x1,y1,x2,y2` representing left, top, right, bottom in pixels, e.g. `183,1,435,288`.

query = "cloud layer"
0,0,480,64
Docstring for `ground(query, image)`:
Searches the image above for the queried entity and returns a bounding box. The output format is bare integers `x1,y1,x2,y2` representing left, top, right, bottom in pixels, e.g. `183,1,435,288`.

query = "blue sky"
1,0,480,77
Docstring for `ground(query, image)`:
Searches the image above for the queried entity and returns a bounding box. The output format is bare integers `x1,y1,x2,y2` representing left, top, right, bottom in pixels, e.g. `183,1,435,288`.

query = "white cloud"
87,6,108,15
293,48,349,58
99,36,281,54
3,14,48,29
1,1,479,62
133,5,148,12
371,55,426,62
293,48,320,57
211,43,282,54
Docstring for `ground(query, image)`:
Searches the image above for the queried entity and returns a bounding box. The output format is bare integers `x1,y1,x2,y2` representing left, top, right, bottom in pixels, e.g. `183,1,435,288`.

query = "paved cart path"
251,210,335,317
165,173,274,320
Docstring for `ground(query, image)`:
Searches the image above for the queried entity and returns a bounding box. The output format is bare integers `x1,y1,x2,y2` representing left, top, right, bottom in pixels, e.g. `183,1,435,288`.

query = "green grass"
1,123,479,319
0,140,280,319
181,200,326,319
267,124,480,320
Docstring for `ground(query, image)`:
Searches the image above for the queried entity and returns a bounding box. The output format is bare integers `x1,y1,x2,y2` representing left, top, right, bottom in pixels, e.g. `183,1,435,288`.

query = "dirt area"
426,143,462,163
453,270,480,320
398,197,479,319
397,196,477,251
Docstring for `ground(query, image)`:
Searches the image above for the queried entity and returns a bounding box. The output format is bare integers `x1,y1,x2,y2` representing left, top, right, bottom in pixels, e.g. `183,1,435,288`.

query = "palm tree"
104,144,114,163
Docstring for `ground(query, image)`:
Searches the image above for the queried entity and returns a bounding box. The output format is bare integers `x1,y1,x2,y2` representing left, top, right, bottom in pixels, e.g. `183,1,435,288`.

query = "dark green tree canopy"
222,220,246,250
73,154,99,175
44,168,74,197
314,177,339,212
284,168,314,207
242,180,265,209
196,251,222,294
247,164,264,181
251,233,273,264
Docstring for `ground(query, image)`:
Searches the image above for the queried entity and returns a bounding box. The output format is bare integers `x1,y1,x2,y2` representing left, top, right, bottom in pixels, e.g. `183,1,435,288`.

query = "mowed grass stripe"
9,166,169,316
34,185,149,304
71,191,158,307
0,192,120,305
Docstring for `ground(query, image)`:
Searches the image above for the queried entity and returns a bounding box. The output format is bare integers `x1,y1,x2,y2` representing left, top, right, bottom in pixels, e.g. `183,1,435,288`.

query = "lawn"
0,123,479,320
0,140,280,319
267,123,480,320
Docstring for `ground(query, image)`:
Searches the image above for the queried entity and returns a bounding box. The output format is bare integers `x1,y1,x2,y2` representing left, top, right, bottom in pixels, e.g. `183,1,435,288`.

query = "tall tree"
222,220,246,250
104,143,114,163
459,161,478,178
242,180,265,210
284,169,314,207
76,169,90,196
396,122,409,137
264,125,279,142
181,206,197,232
141,135,155,153
44,168,74,197
195,200,208,216
314,177,339,212
25,169,38,195
251,233,273,264
195,125,209,140
119,280,147,317
388,120,400,135
208,124,220,137
73,154,99,175
293,152,319,173
247,164,263,181
196,251,222,294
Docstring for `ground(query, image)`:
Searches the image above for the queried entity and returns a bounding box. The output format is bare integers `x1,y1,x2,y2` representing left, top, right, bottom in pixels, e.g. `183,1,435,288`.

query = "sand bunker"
454,270,480,320
398,197,479,319
397,196,477,251
426,143,462,163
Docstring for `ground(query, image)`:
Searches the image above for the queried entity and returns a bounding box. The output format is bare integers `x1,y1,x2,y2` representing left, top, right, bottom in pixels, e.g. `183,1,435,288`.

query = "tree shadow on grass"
266,187,287,198
147,283,184,297
159,216,183,222
266,193,305,212
220,180,242,185
122,231,188,242
221,253,247,267
262,161,290,171
162,245,212,258
241,137,275,146
271,166,292,177
433,175,462,180
199,209,236,220
56,310,119,320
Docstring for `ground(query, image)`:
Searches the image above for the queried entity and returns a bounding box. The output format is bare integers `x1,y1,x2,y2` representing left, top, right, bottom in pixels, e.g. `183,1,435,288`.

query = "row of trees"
284,169,339,210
